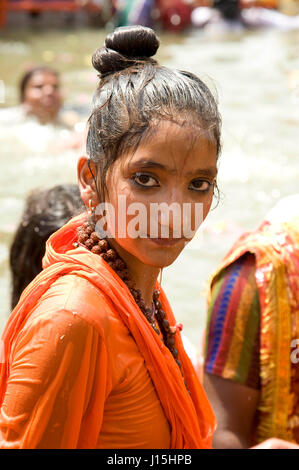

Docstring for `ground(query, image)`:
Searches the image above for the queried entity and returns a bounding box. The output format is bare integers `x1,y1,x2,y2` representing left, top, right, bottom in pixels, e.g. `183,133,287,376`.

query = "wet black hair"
87,25,222,203
9,184,84,309
19,66,59,103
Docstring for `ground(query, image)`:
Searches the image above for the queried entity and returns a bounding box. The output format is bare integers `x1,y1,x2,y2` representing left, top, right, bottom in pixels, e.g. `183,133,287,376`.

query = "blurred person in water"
19,66,86,131
0,66,86,152
0,66,87,130
19,66,63,125
203,194,299,448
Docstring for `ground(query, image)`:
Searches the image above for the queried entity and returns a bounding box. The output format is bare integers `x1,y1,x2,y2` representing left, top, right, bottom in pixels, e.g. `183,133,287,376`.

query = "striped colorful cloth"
204,253,260,389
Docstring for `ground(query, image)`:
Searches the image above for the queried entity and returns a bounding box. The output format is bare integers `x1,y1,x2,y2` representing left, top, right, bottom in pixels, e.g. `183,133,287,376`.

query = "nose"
162,186,184,206
43,85,56,96
154,187,204,239
151,188,186,238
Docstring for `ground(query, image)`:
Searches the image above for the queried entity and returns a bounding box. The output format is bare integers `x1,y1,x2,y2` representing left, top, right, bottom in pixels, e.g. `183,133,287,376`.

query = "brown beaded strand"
73,220,184,373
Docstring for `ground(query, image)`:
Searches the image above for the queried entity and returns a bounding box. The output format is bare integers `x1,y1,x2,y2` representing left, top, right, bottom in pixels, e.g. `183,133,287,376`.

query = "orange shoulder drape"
0,214,215,449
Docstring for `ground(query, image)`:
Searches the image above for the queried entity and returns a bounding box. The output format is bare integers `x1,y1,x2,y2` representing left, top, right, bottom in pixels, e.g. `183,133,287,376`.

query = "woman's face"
101,120,218,269
22,71,62,123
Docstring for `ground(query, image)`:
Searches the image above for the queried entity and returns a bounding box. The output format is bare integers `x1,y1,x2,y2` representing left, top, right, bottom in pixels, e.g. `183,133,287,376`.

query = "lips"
42,97,58,106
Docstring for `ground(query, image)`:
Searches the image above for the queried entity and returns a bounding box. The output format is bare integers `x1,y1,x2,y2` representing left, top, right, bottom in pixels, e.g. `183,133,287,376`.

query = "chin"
143,253,176,266
113,236,186,269
137,241,185,268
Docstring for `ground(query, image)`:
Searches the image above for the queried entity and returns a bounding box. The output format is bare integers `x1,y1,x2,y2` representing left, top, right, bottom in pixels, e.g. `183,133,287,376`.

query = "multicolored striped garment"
204,215,299,445
204,253,260,389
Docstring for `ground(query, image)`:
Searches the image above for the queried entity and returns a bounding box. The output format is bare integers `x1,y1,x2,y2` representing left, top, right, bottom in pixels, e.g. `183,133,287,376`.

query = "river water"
0,24,298,348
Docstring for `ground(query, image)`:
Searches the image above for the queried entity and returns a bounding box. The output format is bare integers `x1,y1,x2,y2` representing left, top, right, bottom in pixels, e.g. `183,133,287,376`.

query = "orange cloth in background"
0,214,215,449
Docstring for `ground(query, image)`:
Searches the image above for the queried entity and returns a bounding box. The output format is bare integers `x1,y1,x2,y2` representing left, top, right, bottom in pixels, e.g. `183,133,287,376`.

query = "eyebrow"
129,160,218,178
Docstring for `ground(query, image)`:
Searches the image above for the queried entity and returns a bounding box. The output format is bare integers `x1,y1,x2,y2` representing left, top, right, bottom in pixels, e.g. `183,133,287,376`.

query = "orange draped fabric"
0,214,215,449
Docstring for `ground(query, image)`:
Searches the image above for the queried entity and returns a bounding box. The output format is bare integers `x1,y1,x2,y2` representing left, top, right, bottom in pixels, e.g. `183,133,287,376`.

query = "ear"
77,156,99,207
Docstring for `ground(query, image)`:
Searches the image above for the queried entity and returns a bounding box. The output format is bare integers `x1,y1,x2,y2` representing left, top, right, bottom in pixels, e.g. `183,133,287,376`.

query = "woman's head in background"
10,184,84,309
19,66,62,124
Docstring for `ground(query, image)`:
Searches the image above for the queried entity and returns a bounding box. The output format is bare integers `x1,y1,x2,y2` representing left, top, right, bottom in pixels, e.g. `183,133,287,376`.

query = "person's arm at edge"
203,372,260,448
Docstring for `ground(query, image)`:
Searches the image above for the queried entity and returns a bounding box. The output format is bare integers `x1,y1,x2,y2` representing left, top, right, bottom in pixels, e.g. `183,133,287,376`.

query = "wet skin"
78,120,218,307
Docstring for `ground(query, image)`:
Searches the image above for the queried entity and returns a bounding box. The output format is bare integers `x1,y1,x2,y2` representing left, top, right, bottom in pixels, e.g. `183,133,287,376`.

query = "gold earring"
88,199,94,216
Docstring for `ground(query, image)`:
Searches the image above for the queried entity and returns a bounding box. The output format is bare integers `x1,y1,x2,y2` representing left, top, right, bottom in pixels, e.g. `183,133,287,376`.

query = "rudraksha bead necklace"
73,220,184,374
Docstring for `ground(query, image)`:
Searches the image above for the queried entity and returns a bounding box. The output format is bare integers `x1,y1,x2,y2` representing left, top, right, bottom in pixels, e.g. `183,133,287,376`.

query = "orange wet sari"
0,214,215,449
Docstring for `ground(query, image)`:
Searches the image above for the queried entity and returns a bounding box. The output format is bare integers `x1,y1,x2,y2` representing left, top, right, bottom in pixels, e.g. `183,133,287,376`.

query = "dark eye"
132,173,159,188
189,179,212,192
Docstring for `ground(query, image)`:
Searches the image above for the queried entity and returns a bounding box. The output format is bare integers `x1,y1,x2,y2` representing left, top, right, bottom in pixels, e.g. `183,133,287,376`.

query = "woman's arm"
0,309,102,449
251,438,299,449
204,253,261,448
203,372,260,448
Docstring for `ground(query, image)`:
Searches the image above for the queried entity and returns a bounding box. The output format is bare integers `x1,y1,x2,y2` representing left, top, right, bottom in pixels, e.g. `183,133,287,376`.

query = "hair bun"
92,25,160,77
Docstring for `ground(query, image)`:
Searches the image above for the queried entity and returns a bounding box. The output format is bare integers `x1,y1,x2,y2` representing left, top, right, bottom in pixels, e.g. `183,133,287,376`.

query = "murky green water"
0,24,298,348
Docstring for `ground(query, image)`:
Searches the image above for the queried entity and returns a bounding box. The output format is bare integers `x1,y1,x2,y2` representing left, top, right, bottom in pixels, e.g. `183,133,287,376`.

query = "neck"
23,106,58,125
35,112,57,125
108,239,161,308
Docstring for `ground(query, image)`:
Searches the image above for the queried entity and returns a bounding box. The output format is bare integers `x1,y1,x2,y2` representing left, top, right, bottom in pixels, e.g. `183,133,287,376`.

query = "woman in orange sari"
0,25,219,449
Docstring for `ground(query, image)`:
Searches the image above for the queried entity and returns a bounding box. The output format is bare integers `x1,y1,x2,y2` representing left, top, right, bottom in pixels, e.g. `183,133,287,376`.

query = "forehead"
27,71,59,86
124,120,218,173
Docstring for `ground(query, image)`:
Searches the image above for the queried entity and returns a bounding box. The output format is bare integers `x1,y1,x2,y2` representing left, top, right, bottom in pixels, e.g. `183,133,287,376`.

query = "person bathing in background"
19,66,63,125
204,194,299,448
19,66,86,133
0,66,62,126
0,66,85,152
